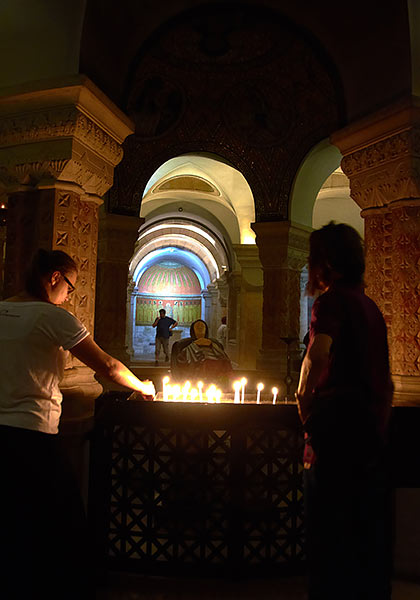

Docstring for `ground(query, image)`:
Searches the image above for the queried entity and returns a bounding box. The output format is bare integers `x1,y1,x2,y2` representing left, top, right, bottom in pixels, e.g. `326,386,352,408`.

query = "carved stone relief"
390,205,420,377
341,128,420,210
0,83,132,198
363,211,393,328
336,108,420,395
54,190,99,336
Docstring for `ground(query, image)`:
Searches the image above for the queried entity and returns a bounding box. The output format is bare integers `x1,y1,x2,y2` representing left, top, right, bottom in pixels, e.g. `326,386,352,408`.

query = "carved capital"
332,98,420,210
215,273,229,306
233,244,263,288
340,129,420,209
251,221,310,271
0,79,134,197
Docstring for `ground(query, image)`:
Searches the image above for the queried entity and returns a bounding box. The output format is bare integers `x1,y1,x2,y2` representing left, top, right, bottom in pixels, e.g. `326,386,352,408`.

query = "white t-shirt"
217,323,227,347
0,301,89,434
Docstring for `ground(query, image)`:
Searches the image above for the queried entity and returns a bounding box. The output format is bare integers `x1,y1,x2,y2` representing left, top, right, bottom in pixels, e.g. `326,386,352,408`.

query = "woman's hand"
140,379,156,397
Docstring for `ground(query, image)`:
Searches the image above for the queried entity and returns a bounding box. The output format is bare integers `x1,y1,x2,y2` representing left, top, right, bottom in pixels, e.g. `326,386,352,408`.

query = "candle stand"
89,391,305,578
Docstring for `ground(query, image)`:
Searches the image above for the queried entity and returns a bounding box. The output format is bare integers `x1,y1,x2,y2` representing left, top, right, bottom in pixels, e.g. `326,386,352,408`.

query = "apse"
129,248,212,360
135,260,202,326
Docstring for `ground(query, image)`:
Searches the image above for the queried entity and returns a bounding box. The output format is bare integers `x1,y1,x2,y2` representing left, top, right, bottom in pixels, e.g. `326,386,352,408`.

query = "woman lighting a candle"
0,249,155,599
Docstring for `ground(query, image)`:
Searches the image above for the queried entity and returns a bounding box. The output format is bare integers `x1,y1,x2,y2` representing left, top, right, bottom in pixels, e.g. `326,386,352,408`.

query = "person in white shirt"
216,315,227,349
0,248,155,599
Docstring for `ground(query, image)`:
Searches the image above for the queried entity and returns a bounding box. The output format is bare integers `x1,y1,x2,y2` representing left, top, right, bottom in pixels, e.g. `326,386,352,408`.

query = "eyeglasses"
62,274,76,295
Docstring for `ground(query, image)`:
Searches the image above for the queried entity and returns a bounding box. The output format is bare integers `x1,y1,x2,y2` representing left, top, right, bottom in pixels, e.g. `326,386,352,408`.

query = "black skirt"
0,423,93,600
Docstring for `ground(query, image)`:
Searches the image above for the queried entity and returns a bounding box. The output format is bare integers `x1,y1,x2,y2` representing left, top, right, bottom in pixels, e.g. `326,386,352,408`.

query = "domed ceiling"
137,261,201,296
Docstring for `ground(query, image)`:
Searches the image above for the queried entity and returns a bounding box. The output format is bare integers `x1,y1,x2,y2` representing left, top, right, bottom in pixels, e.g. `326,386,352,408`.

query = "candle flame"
158,378,282,404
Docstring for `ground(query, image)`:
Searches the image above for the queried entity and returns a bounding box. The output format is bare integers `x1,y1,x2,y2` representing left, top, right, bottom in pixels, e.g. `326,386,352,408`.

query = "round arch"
141,153,255,245
289,138,342,228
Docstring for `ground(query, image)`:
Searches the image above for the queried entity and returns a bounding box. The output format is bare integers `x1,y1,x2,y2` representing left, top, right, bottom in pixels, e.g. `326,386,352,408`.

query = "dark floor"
96,573,420,600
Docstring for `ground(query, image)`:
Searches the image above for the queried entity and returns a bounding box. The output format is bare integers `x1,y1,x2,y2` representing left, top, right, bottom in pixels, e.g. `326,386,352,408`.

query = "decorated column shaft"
333,98,420,404
0,77,134,419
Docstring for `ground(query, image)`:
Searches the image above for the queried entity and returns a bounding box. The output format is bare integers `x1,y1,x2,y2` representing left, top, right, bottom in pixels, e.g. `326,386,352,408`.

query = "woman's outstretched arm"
70,335,155,396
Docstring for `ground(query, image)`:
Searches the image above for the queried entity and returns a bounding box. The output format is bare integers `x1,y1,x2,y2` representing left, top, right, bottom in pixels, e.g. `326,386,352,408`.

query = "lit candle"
198,381,204,402
241,377,247,404
272,387,278,405
173,384,181,402
206,386,214,403
233,380,241,404
182,381,191,402
215,389,222,403
256,382,264,404
190,388,198,403
209,384,216,403
162,376,170,402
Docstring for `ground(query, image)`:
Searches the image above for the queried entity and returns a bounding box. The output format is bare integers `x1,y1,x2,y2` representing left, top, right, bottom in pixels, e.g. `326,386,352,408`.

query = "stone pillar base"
60,366,103,424
392,375,420,406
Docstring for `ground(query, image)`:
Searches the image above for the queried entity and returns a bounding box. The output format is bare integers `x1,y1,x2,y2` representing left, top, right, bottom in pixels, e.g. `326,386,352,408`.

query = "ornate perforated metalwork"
89,394,305,576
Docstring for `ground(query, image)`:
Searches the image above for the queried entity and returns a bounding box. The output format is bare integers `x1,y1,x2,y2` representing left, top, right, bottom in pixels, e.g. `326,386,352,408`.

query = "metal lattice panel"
89,394,305,576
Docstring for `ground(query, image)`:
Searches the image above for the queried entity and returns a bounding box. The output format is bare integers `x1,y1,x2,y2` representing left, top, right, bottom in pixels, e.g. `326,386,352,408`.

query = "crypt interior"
1,0,420,598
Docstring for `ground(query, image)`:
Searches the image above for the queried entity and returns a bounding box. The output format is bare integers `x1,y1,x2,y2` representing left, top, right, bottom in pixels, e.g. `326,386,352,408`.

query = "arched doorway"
126,152,263,367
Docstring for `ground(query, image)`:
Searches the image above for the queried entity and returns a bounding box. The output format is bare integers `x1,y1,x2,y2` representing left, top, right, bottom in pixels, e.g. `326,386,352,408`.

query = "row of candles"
161,376,280,404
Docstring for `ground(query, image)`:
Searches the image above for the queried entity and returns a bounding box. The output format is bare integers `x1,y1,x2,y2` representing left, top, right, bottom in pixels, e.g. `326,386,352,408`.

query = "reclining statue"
171,319,233,389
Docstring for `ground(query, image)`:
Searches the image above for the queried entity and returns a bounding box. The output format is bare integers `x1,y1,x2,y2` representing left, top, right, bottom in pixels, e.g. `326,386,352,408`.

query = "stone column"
0,78,134,423
215,272,228,315
126,276,137,360
214,272,229,345
206,283,218,337
233,244,264,370
203,289,211,325
95,208,143,364
0,194,6,299
251,221,310,379
332,98,420,405
225,271,241,365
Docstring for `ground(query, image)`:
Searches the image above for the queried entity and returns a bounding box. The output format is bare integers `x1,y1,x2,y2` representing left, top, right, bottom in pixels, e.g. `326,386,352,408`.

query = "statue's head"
190,319,208,340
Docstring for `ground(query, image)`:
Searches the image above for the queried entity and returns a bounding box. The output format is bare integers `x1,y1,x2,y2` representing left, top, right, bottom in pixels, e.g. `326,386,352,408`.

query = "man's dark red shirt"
309,282,393,436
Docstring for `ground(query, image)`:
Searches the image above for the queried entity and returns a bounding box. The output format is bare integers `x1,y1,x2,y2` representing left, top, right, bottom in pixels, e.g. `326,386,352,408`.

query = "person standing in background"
153,308,177,364
216,315,227,349
295,222,393,600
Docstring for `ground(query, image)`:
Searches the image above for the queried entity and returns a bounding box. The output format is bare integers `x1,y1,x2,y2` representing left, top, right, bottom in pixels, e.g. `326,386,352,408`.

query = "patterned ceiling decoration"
109,4,342,221
137,261,201,295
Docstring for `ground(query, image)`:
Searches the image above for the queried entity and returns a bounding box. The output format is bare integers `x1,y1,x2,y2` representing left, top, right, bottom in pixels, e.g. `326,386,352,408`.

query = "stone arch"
141,153,255,244
109,3,344,221
289,138,342,227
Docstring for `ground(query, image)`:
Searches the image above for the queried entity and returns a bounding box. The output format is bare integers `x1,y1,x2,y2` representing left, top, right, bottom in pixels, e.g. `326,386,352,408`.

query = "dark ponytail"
25,249,78,300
